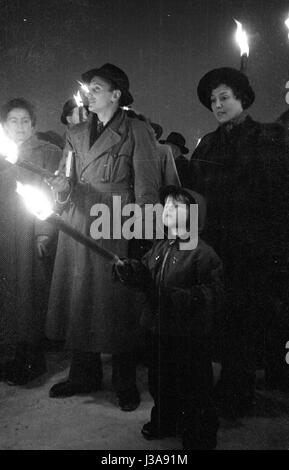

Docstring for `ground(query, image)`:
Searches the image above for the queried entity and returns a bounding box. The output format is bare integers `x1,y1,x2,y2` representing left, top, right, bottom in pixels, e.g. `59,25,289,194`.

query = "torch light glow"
74,90,83,107
0,125,18,163
234,19,249,57
16,181,122,264
16,181,53,220
77,81,90,94
285,16,289,40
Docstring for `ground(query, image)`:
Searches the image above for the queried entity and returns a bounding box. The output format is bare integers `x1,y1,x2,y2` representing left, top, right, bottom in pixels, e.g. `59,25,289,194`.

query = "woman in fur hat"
189,68,289,418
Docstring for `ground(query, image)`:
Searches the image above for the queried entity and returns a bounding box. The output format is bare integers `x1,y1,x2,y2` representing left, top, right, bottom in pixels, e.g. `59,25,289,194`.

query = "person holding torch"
0,98,62,385
45,63,160,411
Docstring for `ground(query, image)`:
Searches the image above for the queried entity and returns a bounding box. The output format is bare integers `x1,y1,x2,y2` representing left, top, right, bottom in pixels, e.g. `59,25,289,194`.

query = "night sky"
0,0,288,153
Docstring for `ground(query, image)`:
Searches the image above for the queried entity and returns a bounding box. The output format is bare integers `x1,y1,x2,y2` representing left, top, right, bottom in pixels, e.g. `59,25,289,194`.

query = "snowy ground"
0,352,289,450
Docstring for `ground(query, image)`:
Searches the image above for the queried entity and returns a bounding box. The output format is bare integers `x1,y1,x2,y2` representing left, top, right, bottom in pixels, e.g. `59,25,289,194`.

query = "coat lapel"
80,111,125,171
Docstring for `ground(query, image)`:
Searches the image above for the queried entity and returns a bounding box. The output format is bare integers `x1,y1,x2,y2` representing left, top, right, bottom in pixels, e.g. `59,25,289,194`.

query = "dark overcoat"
189,115,289,273
189,115,289,366
0,136,61,348
46,110,161,353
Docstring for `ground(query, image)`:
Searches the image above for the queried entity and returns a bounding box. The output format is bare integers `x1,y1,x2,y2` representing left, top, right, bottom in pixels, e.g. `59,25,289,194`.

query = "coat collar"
72,109,127,170
19,134,47,159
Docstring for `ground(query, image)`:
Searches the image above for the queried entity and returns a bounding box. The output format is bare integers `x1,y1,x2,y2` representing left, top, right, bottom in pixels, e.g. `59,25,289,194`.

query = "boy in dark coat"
115,186,223,450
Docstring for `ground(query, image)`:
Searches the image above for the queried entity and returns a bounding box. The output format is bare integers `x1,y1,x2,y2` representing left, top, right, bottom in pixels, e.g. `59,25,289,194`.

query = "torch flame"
285,16,289,40
0,125,18,163
234,19,249,57
77,81,90,94
16,181,53,220
74,90,83,107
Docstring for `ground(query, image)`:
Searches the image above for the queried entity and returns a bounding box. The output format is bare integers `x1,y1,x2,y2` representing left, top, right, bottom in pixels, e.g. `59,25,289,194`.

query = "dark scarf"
89,109,121,148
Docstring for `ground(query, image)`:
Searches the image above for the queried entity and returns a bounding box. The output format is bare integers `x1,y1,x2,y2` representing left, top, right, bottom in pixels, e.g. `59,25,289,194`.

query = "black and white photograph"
0,0,289,453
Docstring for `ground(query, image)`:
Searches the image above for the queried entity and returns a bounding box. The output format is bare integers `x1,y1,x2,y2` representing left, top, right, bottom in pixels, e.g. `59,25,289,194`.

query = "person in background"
150,122,180,187
160,132,190,187
189,67,289,417
45,63,160,411
115,185,223,449
36,130,64,150
0,98,62,385
60,99,89,129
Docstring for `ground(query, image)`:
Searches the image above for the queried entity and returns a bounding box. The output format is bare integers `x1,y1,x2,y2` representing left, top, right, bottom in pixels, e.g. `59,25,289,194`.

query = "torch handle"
17,160,56,179
240,54,248,74
48,213,120,264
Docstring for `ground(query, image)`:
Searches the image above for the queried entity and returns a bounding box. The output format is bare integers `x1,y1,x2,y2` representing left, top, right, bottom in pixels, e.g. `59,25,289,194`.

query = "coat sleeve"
159,145,181,187
188,132,216,193
169,247,224,336
34,144,62,238
130,120,161,238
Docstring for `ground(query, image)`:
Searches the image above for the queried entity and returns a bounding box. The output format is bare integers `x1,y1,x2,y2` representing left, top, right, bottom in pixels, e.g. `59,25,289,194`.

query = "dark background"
0,0,288,152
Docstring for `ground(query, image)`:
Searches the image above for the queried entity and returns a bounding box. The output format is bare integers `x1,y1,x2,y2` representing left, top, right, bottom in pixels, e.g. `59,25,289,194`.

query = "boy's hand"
113,259,136,285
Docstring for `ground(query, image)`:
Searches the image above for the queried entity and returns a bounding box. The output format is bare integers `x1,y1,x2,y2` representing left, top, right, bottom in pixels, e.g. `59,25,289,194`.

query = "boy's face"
162,195,188,232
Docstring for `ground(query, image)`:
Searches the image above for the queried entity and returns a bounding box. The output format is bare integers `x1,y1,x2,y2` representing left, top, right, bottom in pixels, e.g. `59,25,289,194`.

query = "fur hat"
197,67,255,111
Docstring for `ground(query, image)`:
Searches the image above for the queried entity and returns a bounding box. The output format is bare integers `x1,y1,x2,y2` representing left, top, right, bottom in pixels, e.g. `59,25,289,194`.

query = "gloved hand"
36,235,51,258
45,175,70,193
113,259,138,285
113,258,151,288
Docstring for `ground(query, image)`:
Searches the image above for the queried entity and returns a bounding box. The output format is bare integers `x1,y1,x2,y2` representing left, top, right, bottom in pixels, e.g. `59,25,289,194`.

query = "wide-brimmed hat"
81,63,133,106
150,122,163,140
60,99,77,125
197,67,255,111
159,132,189,154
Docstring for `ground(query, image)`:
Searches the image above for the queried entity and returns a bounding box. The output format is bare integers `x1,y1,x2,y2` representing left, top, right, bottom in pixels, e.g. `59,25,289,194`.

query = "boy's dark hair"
160,185,197,231
160,185,196,207
0,98,37,127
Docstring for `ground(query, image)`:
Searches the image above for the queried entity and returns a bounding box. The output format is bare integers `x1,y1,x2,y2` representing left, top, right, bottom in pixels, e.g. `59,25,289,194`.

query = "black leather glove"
113,258,152,289
114,259,137,285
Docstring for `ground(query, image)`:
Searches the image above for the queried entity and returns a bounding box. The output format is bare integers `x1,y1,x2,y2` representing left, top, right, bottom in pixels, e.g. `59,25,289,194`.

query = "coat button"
80,177,85,182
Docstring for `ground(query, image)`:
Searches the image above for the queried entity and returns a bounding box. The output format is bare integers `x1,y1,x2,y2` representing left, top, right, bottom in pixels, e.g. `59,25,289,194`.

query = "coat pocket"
101,153,132,183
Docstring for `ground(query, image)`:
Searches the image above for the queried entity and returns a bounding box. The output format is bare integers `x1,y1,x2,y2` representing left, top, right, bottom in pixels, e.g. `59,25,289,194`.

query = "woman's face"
4,108,34,145
211,84,243,124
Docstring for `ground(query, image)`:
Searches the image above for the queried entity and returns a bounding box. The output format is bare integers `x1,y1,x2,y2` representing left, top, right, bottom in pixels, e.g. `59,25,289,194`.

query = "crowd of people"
0,62,289,450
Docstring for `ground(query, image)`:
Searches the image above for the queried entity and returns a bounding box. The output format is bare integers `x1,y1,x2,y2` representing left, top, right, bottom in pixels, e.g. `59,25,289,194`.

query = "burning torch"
234,19,249,74
0,125,56,179
16,181,123,266
73,90,85,123
285,15,289,40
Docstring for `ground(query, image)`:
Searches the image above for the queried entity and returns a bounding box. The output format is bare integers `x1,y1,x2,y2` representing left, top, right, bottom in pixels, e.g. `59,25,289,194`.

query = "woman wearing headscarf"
0,98,62,385
189,68,289,417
